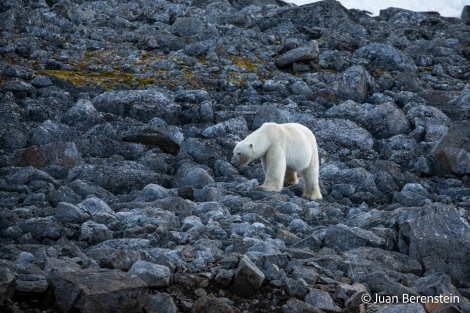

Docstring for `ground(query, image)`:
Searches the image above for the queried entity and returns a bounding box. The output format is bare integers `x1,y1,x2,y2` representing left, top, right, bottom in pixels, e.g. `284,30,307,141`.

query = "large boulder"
431,121,470,176
397,204,470,282
51,267,147,313
92,90,181,124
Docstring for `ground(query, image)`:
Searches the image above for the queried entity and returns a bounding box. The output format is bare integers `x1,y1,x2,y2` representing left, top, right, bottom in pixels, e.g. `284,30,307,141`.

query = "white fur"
231,122,322,200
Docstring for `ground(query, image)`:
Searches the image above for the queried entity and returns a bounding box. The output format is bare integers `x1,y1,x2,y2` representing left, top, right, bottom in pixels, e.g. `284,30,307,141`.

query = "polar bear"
231,122,322,200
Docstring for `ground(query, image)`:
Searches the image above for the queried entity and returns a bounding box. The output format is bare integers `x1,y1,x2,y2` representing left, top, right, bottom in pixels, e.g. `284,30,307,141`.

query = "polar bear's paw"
284,171,299,186
303,190,322,200
257,182,282,192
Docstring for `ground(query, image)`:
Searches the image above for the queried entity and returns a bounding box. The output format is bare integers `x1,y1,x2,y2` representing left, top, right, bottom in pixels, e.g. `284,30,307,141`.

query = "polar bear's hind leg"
301,156,322,200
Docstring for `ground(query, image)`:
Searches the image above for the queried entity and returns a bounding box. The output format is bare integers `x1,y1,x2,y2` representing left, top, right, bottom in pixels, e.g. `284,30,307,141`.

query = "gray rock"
79,221,113,244
51,267,147,313
406,104,450,142
359,103,411,139
330,65,372,103
19,218,75,241
343,247,422,276
16,274,48,293
378,134,421,168
309,118,375,160
143,293,178,313
282,298,325,313
366,271,419,297
431,121,470,176
122,121,183,155
55,202,90,223
64,99,103,130
29,120,73,145
173,161,215,189
12,142,83,168
136,184,171,201
325,100,365,120
0,268,15,305
202,117,248,140
129,260,171,288
68,163,168,194
92,90,181,124
232,255,265,297
86,247,141,271
275,41,319,67
304,288,341,312
353,43,417,72
174,90,210,103
398,204,470,282
324,224,385,251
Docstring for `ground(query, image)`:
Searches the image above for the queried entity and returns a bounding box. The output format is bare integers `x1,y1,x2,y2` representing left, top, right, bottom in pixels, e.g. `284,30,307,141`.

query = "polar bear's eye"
237,152,241,155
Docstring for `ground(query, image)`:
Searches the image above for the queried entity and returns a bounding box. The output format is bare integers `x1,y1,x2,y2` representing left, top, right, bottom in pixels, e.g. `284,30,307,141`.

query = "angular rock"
122,120,183,155
55,202,90,223
398,204,470,282
0,268,15,305
92,90,181,124
63,99,103,130
275,41,319,67
11,142,83,168
29,120,73,145
129,260,171,288
431,121,470,176
324,224,385,251
51,267,147,313
86,247,140,271
143,293,178,313
191,295,241,313
353,43,417,72
304,288,341,313
231,255,265,297
359,103,411,139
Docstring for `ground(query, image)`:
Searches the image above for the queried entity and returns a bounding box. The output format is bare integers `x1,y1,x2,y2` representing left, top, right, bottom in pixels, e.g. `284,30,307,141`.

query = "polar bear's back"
260,122,316,171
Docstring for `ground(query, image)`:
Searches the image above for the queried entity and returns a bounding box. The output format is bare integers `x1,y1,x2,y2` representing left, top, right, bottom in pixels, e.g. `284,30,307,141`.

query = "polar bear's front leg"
258,145,285,192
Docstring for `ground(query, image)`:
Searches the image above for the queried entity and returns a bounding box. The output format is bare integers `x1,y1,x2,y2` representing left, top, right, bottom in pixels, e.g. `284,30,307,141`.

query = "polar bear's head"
231,142,254,167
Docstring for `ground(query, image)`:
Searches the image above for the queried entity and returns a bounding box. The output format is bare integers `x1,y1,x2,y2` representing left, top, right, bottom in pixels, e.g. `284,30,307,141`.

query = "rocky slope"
1,0,470,312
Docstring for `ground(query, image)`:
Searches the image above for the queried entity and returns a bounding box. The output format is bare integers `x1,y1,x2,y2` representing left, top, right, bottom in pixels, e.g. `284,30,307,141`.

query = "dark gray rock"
55,202,90,223
406,104,450,143
353,43,417,73
324,224,385,251
309,118,375,160
330,65,372,103
29,120,73,145
398,204,470,282
63,99,103,130
51,267,147,313
92,90,181,124
86,247,141,271
304,288,341,313
143,293,178,313
129,260,171,288
0,268,15,306
11,142,83,169
231,255,265,297
275,41,319,68
359,103,411,139
431,121,470,176
122,121,183,155
173,161,215,189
